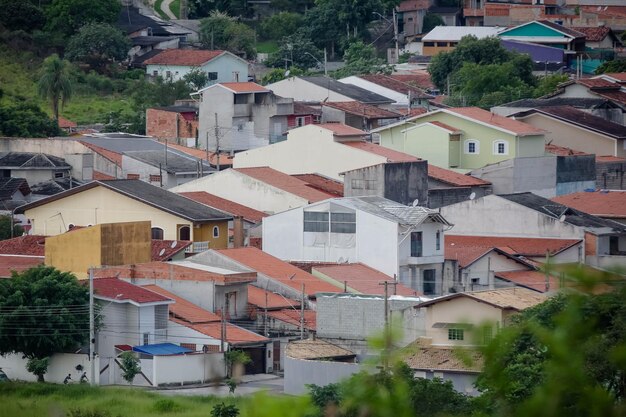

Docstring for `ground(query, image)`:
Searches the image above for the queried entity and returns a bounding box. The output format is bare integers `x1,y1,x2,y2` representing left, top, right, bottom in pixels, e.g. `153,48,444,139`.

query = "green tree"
0,103,60,137
595,58,626,75
261,67,306,85
66,23,130,73
334,40,393,78
0,266,90,382
199,11,256,58
265,32,322,69
0,215,23,240
187,0,250,18
224,22,256,59
259,12,303,40
534,73,569,97
0,0,46,32
183,67,210,91
37,54,73,124
211,402,240,417
302,2,344,58
422,12,444,34
44,0,122,38
119,351,141,384
270,0,315,13
224,350,251,378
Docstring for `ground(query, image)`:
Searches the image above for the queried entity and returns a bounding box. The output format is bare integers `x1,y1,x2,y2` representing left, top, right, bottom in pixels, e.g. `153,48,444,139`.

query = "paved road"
159,0,177,20
156,375,284,397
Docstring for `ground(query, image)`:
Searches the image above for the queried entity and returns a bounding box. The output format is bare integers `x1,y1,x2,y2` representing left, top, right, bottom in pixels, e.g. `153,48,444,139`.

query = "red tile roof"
152,240,192,261
577,78,621,90
291,174,344,197
551,190,626,219
58,117,77,128
602,73,626,82
267,308,316,331
447,107,545,136
234,167,335,203
495,270,559,293
144,49,225,66
0,255,44,278
429,121,462,133
248,285,297,309
401,107,429,118
322,101,401,119
359,74,433,98
343,141,419,162
571,26,611,42
143,285,221,322
179,191,267,223
318,123,368,136
215,247,343,297
93,278,172,304
596,155,626,163
446,235,581,257
79,141,122,165
171,318,268,345
220,82,269,93
445,244,498,268
545,143,589,156
0,235,46,256
428,165,491,187
312,263,420,296
389,72,435,89
592,89,626,106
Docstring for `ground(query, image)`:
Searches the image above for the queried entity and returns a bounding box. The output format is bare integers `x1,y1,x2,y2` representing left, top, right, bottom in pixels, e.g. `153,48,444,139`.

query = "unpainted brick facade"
146,109,198,141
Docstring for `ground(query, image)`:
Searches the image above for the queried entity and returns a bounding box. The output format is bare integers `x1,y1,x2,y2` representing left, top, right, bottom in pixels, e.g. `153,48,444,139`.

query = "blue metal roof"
132,343,193,356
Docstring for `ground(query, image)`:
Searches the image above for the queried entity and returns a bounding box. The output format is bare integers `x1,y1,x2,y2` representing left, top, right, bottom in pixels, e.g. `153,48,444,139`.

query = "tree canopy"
44,0,122,38
0,0,46,32
265,32,322,70
0,103,60,137
333,40,392,78
595,59,626,75
0,215,24,240
66,23,130,72
37,53,73,123
422,12,444,34
199,11,255,58
259,12,303,41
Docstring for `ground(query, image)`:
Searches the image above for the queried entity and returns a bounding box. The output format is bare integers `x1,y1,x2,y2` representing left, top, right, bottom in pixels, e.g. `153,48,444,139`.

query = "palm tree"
37,54,73,126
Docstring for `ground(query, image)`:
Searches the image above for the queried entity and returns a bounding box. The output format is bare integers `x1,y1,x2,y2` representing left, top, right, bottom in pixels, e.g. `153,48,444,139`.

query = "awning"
132,343,193,356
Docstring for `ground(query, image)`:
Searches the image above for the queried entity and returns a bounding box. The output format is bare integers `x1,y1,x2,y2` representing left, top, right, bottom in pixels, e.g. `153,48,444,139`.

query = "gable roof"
144,49,227,66
513,106,626,140
500,193,626,234
388,72,435,90
173,319,268,345
267,309,316,331
495,270,559,293
142,285,221,323
0,235,46,256
343,141,420,162
233,167,335,203
423,26,504,42
312,263,420,296
403,343,482,373
58,117,77,129
299,76,393,104
0,152,70,169
218,82,268,94
178,191,267,223
291,174,344,197
446,235,581,258
286,339,355,360
215,247,343,297
571,26,614,42
427,164,491,187
317,123,369,137
0,177,30,200
322,101,401,120
551,190,626,219
359,74,433,99
15,180,233,222
247,285,297,309
417,287,546,311
499,20,585,39
93,278,173,306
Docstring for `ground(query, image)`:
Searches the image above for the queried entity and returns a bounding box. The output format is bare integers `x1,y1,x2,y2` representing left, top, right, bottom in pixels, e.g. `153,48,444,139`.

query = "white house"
263,196,453,296
339,74,433,107
144,49,249,83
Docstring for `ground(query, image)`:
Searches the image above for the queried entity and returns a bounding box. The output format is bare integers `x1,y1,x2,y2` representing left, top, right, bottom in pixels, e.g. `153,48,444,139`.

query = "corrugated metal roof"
422,26,505,41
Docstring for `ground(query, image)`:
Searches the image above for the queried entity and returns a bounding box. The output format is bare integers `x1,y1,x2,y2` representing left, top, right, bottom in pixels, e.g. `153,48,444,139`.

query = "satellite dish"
559,215,566,222
285,70,291,77
159,248,166,256
469,192,476,200
171,241,177,248
412,199,419,207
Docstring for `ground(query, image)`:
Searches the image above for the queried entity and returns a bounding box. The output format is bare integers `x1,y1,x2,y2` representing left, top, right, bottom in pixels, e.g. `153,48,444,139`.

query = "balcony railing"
185,241,210,253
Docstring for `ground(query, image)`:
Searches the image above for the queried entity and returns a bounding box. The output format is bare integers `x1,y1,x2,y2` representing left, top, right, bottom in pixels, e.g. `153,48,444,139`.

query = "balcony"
185,241,210,253
402,255,444,265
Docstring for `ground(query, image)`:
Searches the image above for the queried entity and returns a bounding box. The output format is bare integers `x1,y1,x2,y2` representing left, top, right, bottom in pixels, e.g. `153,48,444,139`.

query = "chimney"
233,216,245,248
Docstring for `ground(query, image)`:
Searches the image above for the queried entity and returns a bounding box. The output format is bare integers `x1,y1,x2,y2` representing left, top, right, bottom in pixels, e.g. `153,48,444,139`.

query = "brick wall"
146,109,198,141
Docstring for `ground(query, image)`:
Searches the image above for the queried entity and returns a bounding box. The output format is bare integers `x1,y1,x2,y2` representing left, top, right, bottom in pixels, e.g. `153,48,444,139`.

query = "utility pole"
264,292,269,337
323,48,328,76
214,113,220,171
544,252,550,292
164,138,168,167
300,283,305,340
89,267,95,386
220,295,226,353
392,8,399,63
380,281,389,369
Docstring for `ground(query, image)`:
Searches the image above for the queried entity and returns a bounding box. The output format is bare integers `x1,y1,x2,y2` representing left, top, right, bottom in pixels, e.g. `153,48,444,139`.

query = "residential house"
146,104,198,144
171,167,337,214
552,190,626,225
0,152,72,185
15,179,232,251
116,6,190,40
58,117,77,135
338,74,434,107
440,193,626,269
500,39,567,72
420,26,505,56
396,0,433,39
593,73,626,86
311,263,419,296
262,196,453,295
372,107,546,171
321,102,401,131
511,106,626,158
572,26,623,50
129,36,180,66
266,76,393,105
497,21,586,61
144,49,249,83
287,102,321,130
195,82,293,152
0,177,31,209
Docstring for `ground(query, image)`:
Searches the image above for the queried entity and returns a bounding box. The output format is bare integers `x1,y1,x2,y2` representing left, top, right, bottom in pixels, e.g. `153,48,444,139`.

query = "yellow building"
45,221,152,279
16,180,232,252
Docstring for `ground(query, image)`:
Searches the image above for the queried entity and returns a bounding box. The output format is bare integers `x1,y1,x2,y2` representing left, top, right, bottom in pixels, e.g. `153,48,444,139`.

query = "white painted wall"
146,54,248,83
233,124,386,181
339,76,409,106
0,353,99,385
152,353,225,386
266,77,354,102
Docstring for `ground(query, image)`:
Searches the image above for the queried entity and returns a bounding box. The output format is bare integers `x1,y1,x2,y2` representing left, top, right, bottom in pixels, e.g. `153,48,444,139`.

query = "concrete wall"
0,353,99,384
284,355,363,395
266,77,354,103
121,155,179,189
471,156,557,197
427,183,490,209
414,369,480,396
152,352,225,386
597,160,626,190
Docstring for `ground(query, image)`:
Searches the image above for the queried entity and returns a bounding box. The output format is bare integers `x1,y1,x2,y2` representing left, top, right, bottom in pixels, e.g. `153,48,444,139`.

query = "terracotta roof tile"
248,285,297,309
0,255,44,278
592,89,626,106
318,123,368,136
267,308,316,331
545,143,589,156
57,117,77,128
577,78,621,90
219,82,268,93
0,235,46,256
495,270,559,293
428,165,491,187
144,49,225,66
171,318,268,345
143,285,221,322
322,101,401,119
388,72,435,89
429,121,461,133
445,244,497,268
313,263,420,296
404,343,482,372
359,74,433,98
286,339,355,360
216,247,343,297
93,278,172,304
291,174,344,197
596,155,626,163
343,141,419,162
602,73,626,82
571,26,611,42
552,190,626,219
234,167,335,202
446,235,581,257
179,191,267,223
447,107,545,136
151,240,192,261
293,102,321,116
401,107,429,117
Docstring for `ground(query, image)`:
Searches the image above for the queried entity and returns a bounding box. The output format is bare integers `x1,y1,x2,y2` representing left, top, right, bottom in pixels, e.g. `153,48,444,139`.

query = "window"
448,328,464,341
232,71,240,82
436,231,441,251
208,72,218,81
437,42,448,47
483,326,493,344
493,140,508,155
423,269,436,295
55,172,64,178
330,212,356,234
151,227,164,240
143,332,150,345
234,94,248,104
179,225,191,241
212,226,219,238
165,71,171,79
152,70,158,77
296,116,306,127
424,42,435,47
464,140,479,154
304,211,329,232
410,232,422,257
407,17,413,21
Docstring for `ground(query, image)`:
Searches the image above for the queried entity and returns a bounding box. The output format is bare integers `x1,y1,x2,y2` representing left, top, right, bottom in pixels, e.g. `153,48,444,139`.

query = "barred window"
304,211,329,232
331,212,356,234
448,328,464,341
